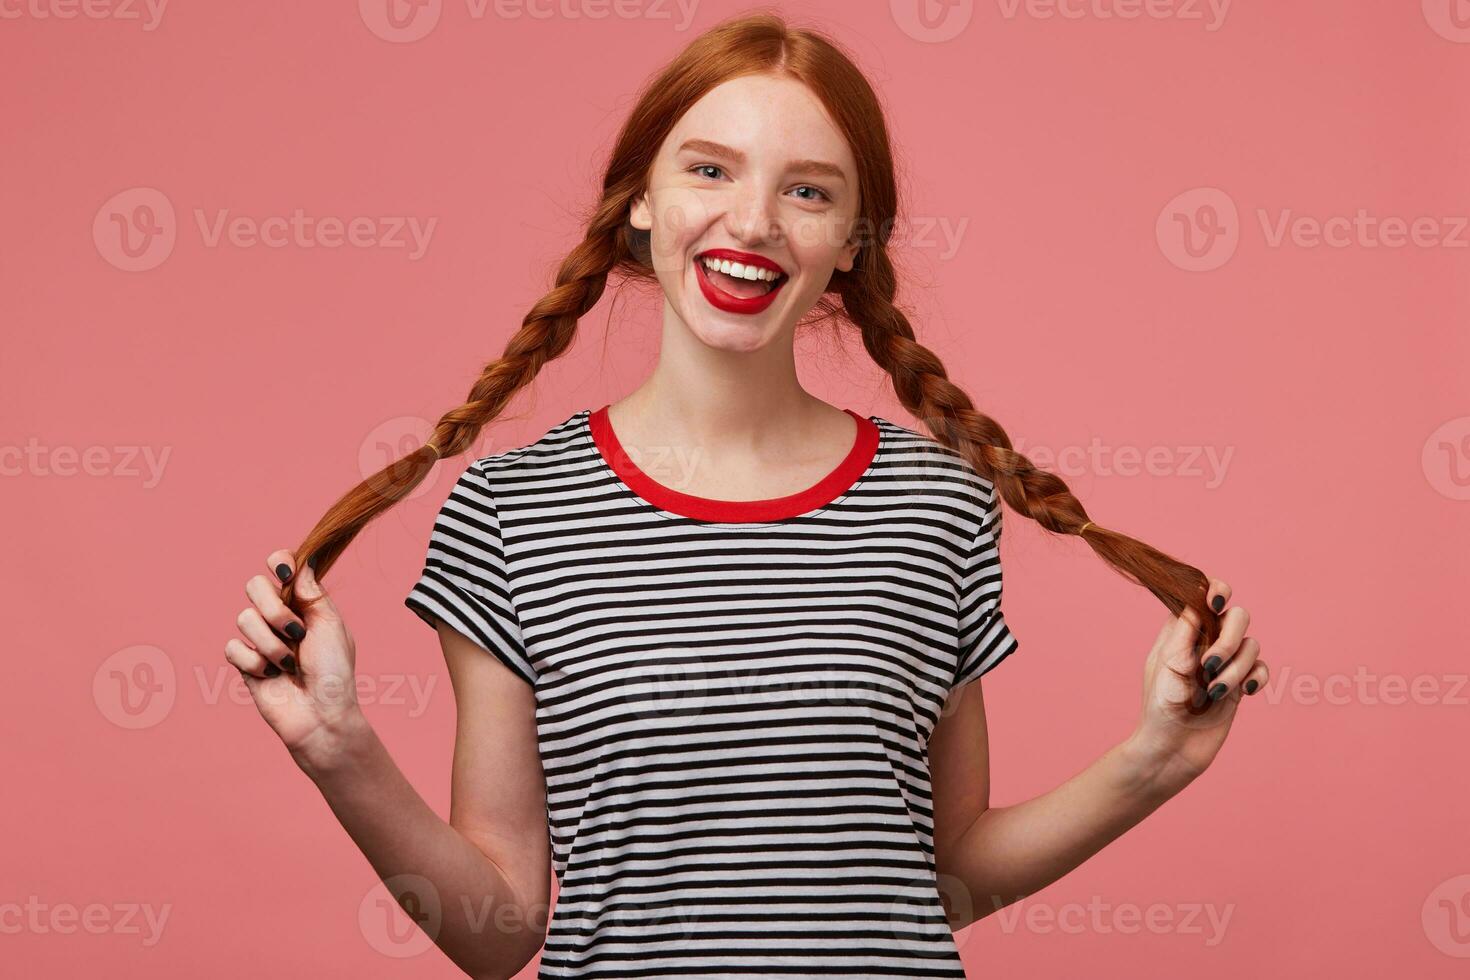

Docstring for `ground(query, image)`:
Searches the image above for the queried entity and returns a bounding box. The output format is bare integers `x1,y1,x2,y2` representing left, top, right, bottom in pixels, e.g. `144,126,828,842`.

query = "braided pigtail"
838,248,1221,711
279,189,638,614
272,7,1223,712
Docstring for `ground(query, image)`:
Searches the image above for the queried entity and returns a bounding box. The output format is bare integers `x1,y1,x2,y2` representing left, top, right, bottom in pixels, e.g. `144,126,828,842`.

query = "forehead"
662,74,855,173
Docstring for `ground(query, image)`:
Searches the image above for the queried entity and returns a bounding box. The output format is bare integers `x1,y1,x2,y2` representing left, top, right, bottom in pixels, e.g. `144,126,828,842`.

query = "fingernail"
280,654,297,675
1244,679,1259,694
264,663,282,677
1211,595,1225,613
283,621,306,642
275,563,293,583
1203,655,1222,677
306,552,319,572
1208,682,1228,701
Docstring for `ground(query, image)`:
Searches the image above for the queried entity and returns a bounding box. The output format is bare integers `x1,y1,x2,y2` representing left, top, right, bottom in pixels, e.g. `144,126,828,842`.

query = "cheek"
648,191,712,268
787,216,849,271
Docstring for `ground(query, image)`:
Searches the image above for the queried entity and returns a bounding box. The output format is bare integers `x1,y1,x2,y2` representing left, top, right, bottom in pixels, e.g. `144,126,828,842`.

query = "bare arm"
929,580,1265,931
930,680,1184,929
297,622,550,979
230,551,550,980
302,734,545,976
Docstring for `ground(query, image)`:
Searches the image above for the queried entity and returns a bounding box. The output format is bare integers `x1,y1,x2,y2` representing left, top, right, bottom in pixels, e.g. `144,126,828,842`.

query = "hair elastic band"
1080,521,1096,535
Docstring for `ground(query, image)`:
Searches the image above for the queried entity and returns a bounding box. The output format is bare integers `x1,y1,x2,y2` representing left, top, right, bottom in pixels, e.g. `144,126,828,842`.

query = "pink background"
3,1,1467,976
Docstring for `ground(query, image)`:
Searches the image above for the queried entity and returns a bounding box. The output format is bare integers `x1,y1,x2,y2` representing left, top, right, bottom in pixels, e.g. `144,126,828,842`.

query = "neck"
616,310,828,449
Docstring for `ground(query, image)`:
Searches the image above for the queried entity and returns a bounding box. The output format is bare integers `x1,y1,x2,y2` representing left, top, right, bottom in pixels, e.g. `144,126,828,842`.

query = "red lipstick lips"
694,248,788,315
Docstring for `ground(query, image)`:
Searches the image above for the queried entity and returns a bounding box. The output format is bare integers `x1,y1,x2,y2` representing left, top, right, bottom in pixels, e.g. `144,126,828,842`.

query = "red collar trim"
588,404,879,522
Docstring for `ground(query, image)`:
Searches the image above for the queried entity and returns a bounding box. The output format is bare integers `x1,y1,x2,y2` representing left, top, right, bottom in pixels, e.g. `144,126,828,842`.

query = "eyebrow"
677,138,848,183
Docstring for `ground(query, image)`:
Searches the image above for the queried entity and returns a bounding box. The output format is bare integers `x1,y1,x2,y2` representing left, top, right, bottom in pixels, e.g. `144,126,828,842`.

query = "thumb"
1161,602,1206,670
292,556,341,626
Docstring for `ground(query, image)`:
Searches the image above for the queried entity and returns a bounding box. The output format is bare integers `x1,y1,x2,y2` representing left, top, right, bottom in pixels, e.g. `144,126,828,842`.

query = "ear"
834,236,860,274
629,191,652,231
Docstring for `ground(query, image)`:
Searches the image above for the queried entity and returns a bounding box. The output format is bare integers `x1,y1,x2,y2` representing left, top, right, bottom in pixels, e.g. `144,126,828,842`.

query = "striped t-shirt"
405,405,1019,978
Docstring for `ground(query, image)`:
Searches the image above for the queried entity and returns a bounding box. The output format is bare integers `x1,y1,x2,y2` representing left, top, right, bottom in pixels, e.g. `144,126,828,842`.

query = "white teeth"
701,256,781,282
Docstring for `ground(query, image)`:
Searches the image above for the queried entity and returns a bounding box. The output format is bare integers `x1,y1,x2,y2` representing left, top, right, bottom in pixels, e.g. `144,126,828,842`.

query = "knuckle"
235,608,254,630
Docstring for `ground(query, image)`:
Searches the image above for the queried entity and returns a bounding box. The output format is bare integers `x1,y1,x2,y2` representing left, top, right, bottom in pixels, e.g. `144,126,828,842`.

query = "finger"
1204,636,1260,703
291,557,341,627
1242,659,1269,697
1164,600,1205,652
235,605,298,674
1206,577,1232,615
245,573,308,650
267,549,297,585
225,637,282,678
1148,607,1180,658
1200,605,1251,679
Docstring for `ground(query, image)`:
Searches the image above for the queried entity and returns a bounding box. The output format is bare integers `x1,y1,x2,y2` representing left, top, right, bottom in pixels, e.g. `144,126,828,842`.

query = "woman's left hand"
1127,578,1269,793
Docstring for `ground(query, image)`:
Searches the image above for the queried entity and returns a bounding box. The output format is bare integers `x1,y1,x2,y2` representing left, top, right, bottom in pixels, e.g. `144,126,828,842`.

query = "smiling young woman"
227,11,1266,979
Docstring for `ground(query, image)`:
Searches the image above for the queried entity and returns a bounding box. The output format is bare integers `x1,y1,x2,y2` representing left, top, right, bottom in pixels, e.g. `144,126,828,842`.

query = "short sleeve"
404,463,537,687
952,485,1020,692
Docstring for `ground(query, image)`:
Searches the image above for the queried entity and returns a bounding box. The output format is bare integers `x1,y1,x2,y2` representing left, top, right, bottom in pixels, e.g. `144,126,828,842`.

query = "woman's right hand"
225,551,362,772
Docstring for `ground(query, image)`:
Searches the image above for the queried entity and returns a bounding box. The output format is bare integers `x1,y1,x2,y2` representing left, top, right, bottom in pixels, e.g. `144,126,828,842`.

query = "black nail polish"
1211,595,1225,613
1245,679,1258,694
1208,682,1228,701
264,662,282,677
1203,655,1222,677
280,654,297,675
306,552,319,572
283,621,306,642
275,562,293,583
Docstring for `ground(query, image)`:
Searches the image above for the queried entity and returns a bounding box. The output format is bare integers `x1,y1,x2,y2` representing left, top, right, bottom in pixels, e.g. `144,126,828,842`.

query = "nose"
724,183,784,248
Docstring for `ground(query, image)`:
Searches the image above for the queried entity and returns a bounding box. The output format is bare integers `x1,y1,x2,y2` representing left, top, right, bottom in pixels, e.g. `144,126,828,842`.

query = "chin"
684,314,783,354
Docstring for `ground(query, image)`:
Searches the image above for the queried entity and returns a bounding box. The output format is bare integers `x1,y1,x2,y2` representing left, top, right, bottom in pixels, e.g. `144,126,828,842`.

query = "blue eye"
690,165,832,204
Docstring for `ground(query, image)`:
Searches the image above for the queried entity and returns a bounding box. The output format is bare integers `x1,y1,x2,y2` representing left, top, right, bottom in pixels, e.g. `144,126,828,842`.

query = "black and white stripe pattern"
406,409,1018,978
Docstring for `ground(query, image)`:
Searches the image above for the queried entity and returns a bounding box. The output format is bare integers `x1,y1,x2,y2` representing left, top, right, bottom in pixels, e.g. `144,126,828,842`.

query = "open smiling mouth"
693,250,789,314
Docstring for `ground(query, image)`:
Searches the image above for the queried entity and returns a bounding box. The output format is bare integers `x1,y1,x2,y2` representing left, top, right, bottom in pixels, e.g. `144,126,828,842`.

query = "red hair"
282,9,1220,711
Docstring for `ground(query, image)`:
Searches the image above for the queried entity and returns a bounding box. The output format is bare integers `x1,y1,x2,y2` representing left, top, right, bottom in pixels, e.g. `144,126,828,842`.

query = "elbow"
467,944,538,980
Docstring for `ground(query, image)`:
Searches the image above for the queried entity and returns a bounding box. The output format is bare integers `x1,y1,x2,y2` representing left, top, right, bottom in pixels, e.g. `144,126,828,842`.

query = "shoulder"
461,409,594,485
446,411,602,511
869,414,999,510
